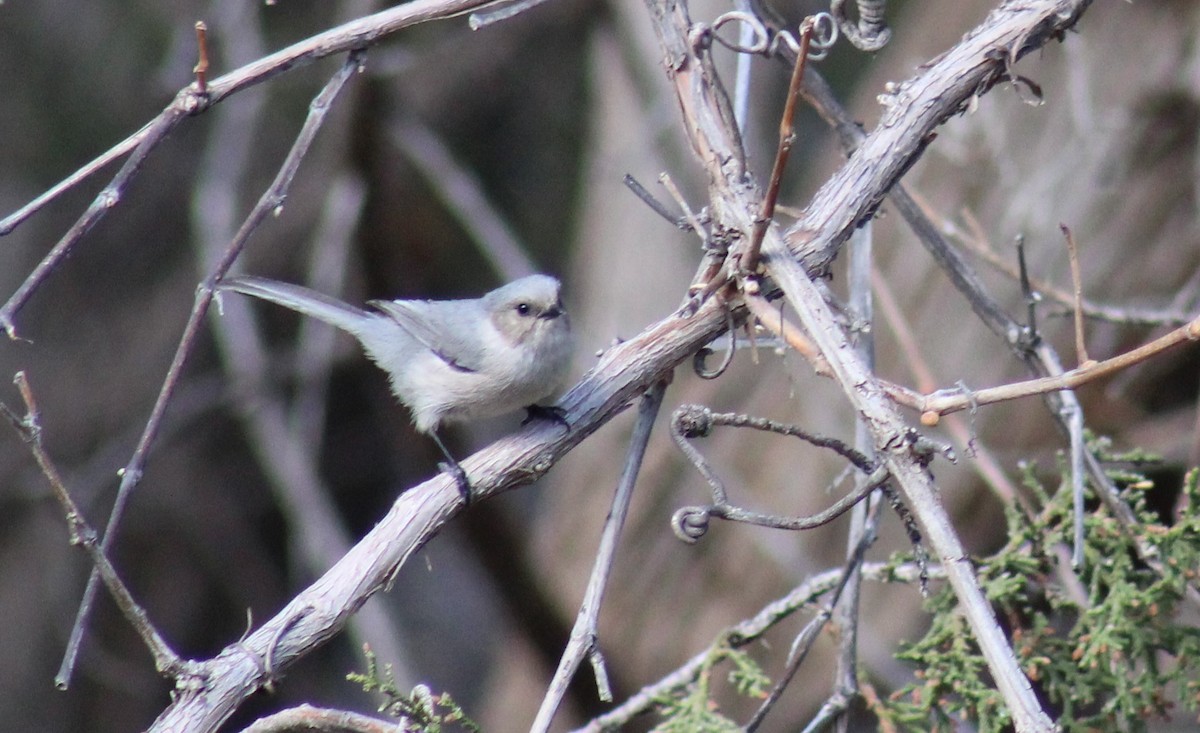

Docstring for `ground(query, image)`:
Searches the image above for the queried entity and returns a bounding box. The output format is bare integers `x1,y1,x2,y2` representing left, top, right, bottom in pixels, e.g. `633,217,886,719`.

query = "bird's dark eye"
516,302,532,316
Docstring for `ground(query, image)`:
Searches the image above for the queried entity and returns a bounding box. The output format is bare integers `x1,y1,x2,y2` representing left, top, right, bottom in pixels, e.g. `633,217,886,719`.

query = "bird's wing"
369,299,484,373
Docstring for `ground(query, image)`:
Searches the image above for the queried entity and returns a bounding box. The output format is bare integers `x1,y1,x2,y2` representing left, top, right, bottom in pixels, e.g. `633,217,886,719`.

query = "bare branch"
240,704,398,733
574,562,939,733
1060,223,1091,366
58,51,366,692
905,316,1200,419
0,0,513,326
2,373,188,680
741,16,813,277
531,381,667,733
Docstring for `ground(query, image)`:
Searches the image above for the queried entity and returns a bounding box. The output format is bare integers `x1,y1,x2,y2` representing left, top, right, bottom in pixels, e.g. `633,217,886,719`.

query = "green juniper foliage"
348,645,480,733
874,451,1200,732
651,636,771,732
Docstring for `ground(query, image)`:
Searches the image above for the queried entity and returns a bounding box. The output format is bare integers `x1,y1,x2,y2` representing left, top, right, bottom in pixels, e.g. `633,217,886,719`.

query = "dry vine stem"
644,0,1094,729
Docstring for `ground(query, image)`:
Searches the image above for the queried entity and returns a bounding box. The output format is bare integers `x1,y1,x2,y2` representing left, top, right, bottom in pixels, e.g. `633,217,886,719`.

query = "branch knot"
672,404,713,439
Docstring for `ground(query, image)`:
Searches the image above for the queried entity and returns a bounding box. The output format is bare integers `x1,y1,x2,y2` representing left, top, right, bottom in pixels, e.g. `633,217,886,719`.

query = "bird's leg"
430,430,471,505
522,403,569,430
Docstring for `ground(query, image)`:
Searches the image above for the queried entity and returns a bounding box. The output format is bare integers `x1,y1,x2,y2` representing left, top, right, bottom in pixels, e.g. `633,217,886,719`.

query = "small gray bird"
219,274,574,494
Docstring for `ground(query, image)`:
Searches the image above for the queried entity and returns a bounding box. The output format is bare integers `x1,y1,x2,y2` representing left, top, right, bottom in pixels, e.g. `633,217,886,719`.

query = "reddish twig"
896,314,1200,421
743,291,829,376
193,21,210,95
741,16,814,280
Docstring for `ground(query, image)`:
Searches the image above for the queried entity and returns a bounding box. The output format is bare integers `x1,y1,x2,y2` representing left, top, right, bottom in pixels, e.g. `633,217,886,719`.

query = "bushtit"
219,273,574,494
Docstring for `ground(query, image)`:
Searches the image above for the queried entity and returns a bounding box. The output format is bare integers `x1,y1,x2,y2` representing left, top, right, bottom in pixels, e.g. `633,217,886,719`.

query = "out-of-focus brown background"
1,0,1198,730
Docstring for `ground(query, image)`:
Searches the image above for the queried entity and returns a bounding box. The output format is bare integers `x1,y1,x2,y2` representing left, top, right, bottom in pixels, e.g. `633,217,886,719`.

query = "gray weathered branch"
147,295,729,732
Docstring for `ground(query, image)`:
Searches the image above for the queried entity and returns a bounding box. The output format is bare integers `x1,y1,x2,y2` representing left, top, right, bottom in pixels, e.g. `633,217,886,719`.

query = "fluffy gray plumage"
219,274,574,434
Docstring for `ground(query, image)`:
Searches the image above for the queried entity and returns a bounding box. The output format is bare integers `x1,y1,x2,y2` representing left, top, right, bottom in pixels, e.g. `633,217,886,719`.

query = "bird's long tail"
219,276,370,335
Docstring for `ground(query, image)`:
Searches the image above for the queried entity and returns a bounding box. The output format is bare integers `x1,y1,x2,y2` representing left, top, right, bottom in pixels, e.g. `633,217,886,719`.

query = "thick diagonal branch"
147,296,731,732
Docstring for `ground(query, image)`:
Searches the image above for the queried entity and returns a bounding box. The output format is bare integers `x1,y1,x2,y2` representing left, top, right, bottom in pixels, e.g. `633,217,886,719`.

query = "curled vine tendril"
830,0,891,52
672,506,711,543
693,11,839,61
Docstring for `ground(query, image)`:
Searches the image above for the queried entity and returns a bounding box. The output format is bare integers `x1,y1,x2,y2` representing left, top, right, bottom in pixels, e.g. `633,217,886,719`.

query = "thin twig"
530,382,667,733
658,172,707,238
952,205,1192,327
57,51,366,689
0,122,153,236
1059,223,1091,366
743,291,830,376
741,16,813,279
0,103,195,339
0,0,509,243
573,562,940,733
1015,234,1040,347
2,373,190,681
894,315,1200,419
830,222,877,732
193,21,210,95
622,174,692,231
745,499,879,732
